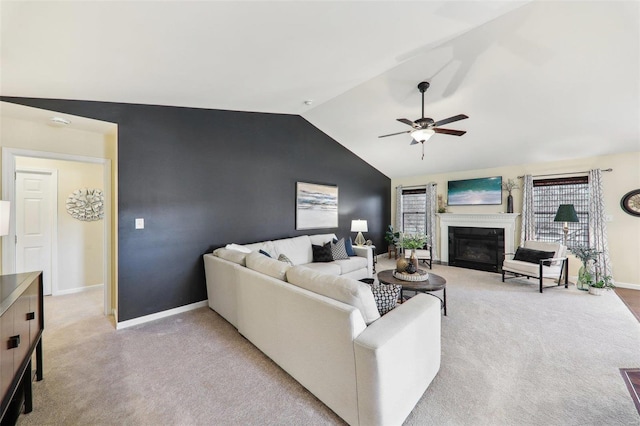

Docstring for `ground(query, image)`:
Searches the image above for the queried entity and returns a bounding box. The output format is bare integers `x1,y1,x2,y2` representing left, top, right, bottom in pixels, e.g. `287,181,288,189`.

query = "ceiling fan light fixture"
411,128,435,142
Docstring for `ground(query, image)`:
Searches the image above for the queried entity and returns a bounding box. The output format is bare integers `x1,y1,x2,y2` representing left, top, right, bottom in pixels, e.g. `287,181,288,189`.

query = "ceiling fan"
379,81,468,159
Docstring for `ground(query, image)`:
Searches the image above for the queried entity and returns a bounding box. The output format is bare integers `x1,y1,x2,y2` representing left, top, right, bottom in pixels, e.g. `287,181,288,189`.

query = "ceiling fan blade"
434,128,467,136
410,139,419,145
378,130,412,138
433,114,468,127
397,118,419,128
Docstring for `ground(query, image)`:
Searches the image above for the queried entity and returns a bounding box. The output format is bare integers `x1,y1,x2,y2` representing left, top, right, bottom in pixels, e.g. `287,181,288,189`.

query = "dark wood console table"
0,272,44,425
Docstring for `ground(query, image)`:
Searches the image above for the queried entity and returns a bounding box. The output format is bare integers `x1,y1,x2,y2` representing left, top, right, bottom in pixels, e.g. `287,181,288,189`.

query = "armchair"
404,244,433,269
502,240,568,293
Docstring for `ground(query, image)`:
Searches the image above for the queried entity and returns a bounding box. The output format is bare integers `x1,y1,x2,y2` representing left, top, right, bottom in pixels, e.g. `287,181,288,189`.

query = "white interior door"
15,170,56,295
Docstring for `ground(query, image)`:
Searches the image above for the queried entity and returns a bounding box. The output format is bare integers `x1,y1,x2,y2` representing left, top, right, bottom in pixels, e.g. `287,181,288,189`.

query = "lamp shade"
0,201,10,236
554,204,579,223
411,128,435,142
350,219,368,233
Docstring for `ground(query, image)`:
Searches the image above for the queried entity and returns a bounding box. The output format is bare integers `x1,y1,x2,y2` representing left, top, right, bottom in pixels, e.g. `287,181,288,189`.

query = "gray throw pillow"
330,238,350,260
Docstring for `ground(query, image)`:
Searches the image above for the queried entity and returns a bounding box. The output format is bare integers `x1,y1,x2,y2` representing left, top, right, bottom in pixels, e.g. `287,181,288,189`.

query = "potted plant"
400,233,428,269
502,178,519,213
589,275,615,296
569,245,602,291
384,225,400,258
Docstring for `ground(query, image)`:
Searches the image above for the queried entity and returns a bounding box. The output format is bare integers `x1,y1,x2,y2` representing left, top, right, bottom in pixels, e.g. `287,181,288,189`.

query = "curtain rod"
517,168,612,179
397,183,435,190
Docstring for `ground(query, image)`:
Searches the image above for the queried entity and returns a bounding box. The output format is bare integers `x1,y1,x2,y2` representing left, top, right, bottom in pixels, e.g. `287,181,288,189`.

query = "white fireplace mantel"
437,213,520,264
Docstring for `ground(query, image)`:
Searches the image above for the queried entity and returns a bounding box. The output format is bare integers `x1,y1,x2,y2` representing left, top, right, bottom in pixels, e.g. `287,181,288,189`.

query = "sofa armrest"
354,294,441,426
352,245,373,278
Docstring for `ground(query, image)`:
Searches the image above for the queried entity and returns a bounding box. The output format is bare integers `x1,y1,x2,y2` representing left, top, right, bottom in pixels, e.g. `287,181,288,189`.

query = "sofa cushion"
333,257,367,275
286,266,380,324
246,251,290,281
301,262,342,275
225,243,252,253
513,247,555,265
309,233,337,246
312,242,334,262
331,238,350,260
213,247,247,266
272,235,313,265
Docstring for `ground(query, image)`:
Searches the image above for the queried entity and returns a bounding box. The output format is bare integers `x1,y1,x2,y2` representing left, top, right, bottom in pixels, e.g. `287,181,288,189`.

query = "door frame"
2,147,113,316
15,167,59,296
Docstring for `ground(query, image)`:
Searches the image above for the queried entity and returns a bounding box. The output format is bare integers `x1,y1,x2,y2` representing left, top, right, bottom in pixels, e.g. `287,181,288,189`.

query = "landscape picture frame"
296,182,338,230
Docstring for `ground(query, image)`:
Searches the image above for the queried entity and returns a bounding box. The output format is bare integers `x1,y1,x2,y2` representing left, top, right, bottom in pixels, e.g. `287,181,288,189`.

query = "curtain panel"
588,169,613,280
425,183,438,259
520,174,536,244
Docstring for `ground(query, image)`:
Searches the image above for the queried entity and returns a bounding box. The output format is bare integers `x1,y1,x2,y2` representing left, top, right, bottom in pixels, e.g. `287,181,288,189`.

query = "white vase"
588,286,604,296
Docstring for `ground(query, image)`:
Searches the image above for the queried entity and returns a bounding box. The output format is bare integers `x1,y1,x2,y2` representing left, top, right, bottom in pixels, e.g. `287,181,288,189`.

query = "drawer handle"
8,335,20,349
26,312,35,320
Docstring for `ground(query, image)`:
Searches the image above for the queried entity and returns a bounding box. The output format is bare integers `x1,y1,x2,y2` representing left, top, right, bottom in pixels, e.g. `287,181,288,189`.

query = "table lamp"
554,204,578,246
351,219,368,246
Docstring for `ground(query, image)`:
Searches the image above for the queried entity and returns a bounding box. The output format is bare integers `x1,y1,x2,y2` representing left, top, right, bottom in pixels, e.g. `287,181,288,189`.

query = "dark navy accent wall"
1,97,391,322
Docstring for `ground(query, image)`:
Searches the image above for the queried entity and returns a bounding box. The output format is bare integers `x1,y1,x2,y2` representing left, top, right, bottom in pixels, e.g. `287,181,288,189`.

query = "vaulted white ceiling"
1,1,638,178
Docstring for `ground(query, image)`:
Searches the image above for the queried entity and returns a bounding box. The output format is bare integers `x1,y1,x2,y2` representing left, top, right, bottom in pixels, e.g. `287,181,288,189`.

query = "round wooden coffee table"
377,269,447,316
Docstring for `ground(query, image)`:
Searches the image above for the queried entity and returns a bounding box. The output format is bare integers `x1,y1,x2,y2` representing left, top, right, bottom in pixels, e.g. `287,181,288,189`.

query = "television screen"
447,176,502,206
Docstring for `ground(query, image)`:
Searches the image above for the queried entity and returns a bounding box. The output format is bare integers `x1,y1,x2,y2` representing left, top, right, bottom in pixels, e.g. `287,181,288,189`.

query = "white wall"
16,156,104,292
392,151,640,287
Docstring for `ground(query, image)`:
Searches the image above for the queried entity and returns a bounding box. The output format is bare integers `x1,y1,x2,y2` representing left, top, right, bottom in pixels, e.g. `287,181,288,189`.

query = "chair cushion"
513,247,555,265
404,249,431,260
503,259,562,278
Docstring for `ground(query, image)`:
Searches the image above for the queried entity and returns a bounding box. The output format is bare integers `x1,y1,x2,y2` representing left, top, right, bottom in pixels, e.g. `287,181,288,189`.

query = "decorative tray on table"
393,269,429,282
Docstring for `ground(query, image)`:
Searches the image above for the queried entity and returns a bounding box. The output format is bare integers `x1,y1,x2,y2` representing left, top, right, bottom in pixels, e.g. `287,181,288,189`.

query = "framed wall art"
296,182,338,230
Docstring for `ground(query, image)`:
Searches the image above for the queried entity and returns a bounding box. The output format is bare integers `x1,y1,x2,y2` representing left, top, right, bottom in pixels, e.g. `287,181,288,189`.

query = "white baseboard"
568,276,639,291
54,283,103,296
116,300,208,330
615,282,640,290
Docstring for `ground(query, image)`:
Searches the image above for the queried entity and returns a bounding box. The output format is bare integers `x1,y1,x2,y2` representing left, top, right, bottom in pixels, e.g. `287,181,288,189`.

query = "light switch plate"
135,218,144,229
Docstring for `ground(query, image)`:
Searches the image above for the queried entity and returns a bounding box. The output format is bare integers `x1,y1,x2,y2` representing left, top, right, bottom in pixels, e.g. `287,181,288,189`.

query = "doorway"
15,168,57,295
2,148,113,317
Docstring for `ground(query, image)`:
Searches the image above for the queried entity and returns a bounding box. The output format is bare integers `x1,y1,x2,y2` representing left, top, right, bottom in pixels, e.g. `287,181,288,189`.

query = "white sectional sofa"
203,233,442,426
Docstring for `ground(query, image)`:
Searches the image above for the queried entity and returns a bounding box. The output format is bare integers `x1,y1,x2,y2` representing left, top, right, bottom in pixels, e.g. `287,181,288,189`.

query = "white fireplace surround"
437,213,520,265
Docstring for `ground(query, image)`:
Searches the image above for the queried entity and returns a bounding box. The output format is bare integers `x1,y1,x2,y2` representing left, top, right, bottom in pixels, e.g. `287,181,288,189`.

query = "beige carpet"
17,259,640,425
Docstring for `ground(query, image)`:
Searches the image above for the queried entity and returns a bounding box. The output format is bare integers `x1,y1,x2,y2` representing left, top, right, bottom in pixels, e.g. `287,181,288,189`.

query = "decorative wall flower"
66,188,104,221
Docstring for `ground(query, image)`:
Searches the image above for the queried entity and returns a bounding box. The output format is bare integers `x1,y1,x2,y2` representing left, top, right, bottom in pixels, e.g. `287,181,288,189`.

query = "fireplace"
448,227,505,272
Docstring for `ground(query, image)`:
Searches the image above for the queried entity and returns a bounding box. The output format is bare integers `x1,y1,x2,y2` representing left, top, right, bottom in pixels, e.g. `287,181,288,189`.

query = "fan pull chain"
421,142,425,160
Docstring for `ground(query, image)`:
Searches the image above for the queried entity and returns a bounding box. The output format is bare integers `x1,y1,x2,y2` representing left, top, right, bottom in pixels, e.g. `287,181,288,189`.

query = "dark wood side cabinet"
0,272,43,425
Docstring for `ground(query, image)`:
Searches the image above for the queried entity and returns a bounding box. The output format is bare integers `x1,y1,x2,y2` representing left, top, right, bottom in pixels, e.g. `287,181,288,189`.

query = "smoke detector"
48,117,71,127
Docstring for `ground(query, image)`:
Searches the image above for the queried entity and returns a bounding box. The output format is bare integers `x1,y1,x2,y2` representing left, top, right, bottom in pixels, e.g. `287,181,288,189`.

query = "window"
402,188,426,234
533,176,589,249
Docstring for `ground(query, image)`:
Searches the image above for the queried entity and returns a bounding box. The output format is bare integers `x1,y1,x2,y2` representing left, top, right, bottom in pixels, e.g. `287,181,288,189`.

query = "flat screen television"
447,176,502,206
